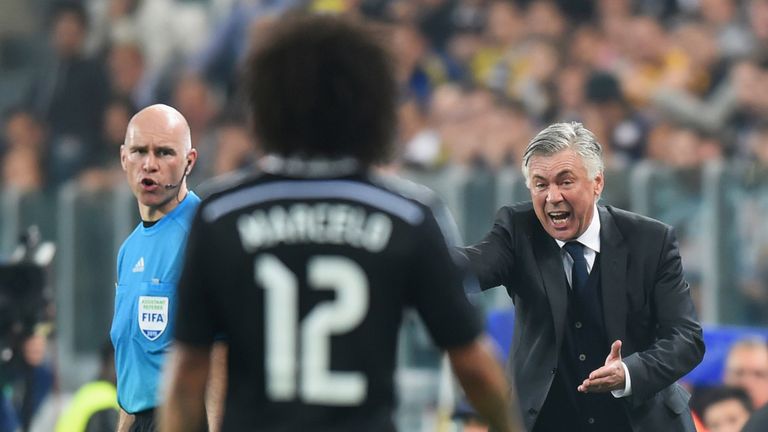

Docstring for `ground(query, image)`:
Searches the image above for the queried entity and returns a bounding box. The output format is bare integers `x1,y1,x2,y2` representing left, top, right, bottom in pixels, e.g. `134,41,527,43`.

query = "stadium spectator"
78,97,137,191
459,121,704,431
503,38,560,122
581,71,650,168
698,386,753,432
672,22,729,99
107,42,154,109
160,14,523,432
210,113,256,177
592,0,633,70
641,122,721,311
476,98,534,169
1,108,47,192
110,104,226,432
470,0,526,90
2,146,45,194
86,0,141,54
697,0,752,60
723,338,768,409
564,25,612,71
87,0,211,96
649,22,736,139
0,329,56,432
648,122,724,169
170,73,220,187
745,122,768,166
435,86,499,165
395,0,482,53
26,2,110,185
731,58,768,136
736,124,768,324
554,64,587,122
524,0,567,41
190,0,298,97
2,108,47,155
397,94,446,170
747,0,768,61
100,97,137,167
618,16,692,107
391,23,449,105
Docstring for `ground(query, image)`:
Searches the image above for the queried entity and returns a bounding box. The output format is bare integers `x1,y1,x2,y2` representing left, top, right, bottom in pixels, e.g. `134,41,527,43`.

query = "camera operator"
0,227,55,432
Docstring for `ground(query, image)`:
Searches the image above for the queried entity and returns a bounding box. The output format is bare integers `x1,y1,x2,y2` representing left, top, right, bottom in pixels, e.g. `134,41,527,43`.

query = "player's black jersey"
175,170,482,432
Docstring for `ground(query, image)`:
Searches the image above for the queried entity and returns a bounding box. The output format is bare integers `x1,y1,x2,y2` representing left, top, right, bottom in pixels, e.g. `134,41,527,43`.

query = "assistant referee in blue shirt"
110,104,226,432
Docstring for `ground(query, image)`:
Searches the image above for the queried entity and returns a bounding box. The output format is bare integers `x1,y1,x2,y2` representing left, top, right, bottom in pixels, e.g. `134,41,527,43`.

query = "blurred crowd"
4,0,768,192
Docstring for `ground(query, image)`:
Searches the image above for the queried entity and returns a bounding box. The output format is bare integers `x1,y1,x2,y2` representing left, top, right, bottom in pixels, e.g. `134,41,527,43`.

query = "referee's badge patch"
138,296,169,340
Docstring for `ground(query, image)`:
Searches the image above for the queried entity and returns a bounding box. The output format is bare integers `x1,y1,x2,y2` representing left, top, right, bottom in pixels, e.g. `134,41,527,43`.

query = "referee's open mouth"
140,178,159,191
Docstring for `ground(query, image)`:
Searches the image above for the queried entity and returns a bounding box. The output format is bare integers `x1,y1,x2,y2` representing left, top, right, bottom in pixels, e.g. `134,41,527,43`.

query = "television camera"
0,226,54,387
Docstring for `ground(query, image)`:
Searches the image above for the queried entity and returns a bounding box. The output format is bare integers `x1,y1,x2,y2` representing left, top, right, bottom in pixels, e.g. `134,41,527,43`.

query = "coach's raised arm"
458,122,705,432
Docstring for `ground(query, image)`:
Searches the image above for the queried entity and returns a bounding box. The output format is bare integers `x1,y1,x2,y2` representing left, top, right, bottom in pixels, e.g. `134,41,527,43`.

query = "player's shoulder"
195,169,271,222
194,167,260,200
369,172,442,209
369,172,461,244
367,172,447,222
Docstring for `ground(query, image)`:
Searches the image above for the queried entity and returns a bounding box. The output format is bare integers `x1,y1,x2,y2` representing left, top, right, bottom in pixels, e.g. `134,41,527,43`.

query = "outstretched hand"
577,340,626,393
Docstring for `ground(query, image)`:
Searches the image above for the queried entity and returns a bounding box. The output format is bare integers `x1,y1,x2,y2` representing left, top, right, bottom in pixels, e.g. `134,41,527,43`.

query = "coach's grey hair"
521,122,604,187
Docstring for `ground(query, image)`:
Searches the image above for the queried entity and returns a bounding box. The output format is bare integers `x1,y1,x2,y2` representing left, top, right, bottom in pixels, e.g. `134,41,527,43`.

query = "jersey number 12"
255,254,369,405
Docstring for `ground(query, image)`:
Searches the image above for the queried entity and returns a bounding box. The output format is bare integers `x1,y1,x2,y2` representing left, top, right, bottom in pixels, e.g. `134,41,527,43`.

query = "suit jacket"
462,203,705,432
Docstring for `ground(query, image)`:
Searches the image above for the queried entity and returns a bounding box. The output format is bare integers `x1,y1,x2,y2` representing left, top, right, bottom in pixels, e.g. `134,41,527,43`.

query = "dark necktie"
563,241,588,293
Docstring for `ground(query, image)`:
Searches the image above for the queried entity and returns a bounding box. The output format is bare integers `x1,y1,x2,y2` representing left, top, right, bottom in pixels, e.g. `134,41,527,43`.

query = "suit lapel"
598,206,628,345
530,217,568,351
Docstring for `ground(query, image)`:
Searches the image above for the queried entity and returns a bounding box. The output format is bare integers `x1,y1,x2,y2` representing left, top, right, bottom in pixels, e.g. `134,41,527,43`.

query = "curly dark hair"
242,14,398,166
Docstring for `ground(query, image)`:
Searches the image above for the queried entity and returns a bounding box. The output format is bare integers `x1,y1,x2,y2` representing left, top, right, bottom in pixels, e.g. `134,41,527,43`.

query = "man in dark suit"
461,122,705,431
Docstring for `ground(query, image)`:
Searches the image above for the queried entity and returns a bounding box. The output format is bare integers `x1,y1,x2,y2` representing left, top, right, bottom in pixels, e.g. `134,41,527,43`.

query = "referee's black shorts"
129,408,210,432
129,409,156,432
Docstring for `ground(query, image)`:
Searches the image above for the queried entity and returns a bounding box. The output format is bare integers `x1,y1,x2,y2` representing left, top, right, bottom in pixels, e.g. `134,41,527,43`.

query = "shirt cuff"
611,362,632,398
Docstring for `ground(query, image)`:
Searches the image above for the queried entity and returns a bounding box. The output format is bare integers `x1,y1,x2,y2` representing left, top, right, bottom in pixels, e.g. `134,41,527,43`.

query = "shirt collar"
259,154,360,177
555,204,601,253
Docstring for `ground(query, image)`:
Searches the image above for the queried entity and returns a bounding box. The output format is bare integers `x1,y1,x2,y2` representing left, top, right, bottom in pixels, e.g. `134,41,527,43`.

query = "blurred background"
1,0,768,431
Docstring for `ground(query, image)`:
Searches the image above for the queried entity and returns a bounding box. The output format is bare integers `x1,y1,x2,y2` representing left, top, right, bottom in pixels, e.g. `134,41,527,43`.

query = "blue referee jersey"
110,192,200,414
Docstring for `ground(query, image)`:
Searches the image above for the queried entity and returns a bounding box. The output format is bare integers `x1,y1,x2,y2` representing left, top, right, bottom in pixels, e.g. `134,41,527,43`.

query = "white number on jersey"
255,254,369,405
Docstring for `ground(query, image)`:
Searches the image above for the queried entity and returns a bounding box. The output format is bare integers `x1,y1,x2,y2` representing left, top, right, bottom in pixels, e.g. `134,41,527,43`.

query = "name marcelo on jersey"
237,202,394,253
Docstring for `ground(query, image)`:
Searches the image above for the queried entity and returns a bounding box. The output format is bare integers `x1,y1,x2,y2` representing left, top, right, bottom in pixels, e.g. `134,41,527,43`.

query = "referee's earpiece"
164,160,192,190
